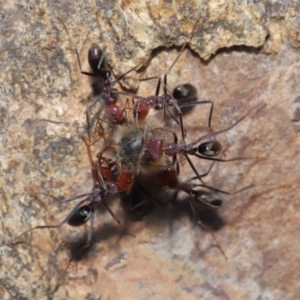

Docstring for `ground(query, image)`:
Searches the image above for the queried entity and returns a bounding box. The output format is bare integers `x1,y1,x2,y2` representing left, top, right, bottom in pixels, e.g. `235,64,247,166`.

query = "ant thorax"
115,113,174,175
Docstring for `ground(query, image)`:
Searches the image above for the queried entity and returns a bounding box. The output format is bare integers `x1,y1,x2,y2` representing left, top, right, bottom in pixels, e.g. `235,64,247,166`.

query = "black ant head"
197,140,222,157
67,205,92,226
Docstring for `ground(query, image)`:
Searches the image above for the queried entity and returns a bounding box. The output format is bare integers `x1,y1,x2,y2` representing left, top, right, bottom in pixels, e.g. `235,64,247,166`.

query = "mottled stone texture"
0,1,300,300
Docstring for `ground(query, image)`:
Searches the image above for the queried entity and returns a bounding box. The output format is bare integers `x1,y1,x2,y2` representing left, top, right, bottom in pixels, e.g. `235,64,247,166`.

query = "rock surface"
0,1,300,299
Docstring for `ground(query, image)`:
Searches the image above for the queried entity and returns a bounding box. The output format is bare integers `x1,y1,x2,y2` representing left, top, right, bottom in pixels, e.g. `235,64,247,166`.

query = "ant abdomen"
88,43,107,75
106,103,126,124
133,96,160,120
67,205,92,227
197,141,222,157
117,169,134,192
193,190,223,208
173,83,197,102
172,83,198,114
155,165,178,187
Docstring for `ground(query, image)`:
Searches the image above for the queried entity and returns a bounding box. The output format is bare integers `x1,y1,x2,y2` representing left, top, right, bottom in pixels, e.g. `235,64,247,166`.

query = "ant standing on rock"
58,17,150,138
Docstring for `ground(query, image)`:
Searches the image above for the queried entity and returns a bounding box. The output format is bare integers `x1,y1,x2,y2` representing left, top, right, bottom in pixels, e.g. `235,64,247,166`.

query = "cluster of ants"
11,17,263,291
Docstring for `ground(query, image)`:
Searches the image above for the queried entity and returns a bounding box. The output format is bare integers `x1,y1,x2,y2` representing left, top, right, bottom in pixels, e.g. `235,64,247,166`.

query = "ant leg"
164,18,200,77
193,183,256,196
57,17,99,77
189,161,216,181
82,137,107,189
157,18,200,128
61,193,94,204
9,199,88,245
178,100,214,128
96,45,106,71
198,218,227,259
127,183,164,209
101,201,120,224
54,207,96,291
187,161,216,182
166,99,213,138
186,156,260,190
156,76,162,97
135,75,161,91
166,105,181,127
82,136,97,167
188,194,227,259
192,103,266,146
93,114,108,140
86,93,105,139
113,57,152,84
185,154,207,185
84,129,111,148
165,86,186,141
193,153,260,163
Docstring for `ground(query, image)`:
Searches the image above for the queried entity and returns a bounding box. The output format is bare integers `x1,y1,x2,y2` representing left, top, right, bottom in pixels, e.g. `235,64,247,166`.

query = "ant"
6,135,137,292
7,183,120,292
144,103,265,184
58,17,151,137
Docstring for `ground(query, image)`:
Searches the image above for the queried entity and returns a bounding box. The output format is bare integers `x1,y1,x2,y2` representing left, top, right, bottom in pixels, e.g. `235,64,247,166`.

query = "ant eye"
197,141,222,157
67,205,91,227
